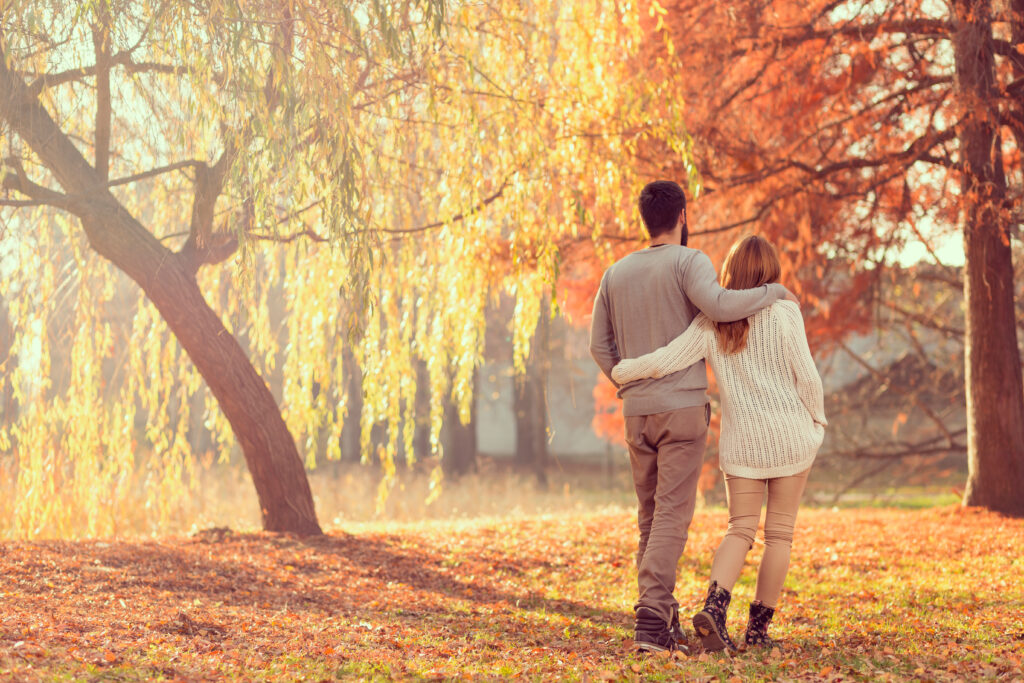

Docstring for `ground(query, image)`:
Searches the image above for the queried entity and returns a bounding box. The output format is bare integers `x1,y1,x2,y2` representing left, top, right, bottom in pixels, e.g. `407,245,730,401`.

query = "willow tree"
0,0,689,537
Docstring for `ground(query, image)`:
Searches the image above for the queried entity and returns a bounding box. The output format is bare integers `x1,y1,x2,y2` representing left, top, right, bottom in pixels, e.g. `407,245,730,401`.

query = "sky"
897,232,966,267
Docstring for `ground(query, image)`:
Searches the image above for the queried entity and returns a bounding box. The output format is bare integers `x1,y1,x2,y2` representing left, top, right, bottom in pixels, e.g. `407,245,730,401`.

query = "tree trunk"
0,52,323,534
414,360,433,463
442,370,478,478
953,0,1024,515
0,290,14,422
340,347,364,463
514,310,549,487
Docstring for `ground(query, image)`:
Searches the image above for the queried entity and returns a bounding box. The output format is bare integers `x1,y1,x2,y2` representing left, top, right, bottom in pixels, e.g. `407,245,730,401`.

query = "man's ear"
678,209,688,246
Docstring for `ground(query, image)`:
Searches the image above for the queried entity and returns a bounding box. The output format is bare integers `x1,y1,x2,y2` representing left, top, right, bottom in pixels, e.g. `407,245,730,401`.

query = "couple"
589,180,827,654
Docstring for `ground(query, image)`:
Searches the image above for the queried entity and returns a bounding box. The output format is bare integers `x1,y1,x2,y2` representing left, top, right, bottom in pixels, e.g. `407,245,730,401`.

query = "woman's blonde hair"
715,235,782,354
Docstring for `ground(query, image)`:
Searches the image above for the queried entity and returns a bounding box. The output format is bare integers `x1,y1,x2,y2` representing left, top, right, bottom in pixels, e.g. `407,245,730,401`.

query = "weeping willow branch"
247,178,512,243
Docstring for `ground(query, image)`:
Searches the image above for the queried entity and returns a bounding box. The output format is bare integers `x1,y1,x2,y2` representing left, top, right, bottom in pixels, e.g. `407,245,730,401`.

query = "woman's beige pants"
708,468,810,608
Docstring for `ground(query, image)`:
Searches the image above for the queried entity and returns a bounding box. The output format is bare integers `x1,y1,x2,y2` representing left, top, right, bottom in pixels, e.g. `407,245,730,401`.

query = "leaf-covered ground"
1,506,1022,681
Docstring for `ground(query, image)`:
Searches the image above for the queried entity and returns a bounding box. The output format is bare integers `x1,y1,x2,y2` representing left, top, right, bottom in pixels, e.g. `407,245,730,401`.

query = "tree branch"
727,18,953,60
992,38,1024,72
107,160,203,188
690,204,774,237
382,178,510,234
27,54,225,96
2,157,83,212
837,341,959,446
787,127,959,180
1,51,112,199
248,179,512,245
881,299,965,337
92,4,112,181
826,428,967,460
249,227,328,244
177,145,237,274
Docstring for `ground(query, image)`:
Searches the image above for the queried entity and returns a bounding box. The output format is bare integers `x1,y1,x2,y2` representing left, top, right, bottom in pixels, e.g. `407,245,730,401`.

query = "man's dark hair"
638,180,687,244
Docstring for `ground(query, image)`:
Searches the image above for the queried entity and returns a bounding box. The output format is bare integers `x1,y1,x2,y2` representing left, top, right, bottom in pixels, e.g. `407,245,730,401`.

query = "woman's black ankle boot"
744,600,778,648
691,580,737,652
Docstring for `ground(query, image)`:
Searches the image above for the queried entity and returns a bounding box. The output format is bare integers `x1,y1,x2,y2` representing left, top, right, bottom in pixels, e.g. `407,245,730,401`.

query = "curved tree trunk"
953,0,1024,516
0,50,323,535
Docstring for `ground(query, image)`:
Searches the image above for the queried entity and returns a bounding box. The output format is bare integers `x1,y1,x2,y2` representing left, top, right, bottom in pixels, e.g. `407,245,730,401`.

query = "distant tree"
0,1,693,536
442,370,478,479
514,304,549,487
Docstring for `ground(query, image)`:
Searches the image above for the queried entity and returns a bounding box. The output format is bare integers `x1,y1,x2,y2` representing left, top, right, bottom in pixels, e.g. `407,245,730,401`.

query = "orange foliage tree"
562,0,1023,515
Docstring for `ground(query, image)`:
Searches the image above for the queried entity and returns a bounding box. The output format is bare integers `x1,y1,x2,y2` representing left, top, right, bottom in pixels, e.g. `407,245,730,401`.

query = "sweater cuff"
768,282,788,300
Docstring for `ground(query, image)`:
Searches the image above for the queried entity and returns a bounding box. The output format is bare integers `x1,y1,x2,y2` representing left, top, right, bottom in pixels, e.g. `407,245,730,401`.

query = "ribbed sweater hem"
720,455,817,480
622,389,709,417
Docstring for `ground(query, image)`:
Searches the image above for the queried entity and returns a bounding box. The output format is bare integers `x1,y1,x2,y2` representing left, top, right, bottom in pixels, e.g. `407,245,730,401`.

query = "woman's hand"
613,358,654,384
611,360,635,384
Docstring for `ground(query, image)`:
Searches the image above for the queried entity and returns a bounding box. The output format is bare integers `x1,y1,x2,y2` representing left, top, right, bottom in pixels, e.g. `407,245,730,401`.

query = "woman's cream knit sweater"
612,300,827,479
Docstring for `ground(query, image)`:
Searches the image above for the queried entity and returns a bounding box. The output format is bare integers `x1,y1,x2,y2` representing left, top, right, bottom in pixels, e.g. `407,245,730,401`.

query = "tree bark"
514,311,550,488
442,370,478,478
413,360,433,463
0,290,14,423
953,0,1024,515
340,346,364,463
0,51,323,534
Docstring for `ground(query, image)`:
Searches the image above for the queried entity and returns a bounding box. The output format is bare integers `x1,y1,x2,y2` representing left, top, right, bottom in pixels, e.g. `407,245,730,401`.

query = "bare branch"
906,218,962,279
838,341,959,446
248,179,512,244
826,428,967,460
787,127,959,181
381,178,511,234
0,197,56,207
993,38,1024,72
92,4,112,181
27,53,225,96
691,205,774,238
249,227,328,244
881,299,965,337
107,160,203,188
177,145,237,273
726,18,953,60
828,459,899,505
2,157,82,212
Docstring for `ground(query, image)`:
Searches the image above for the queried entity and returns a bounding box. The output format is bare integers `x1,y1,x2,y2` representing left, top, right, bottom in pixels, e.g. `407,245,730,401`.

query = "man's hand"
783,288,800,305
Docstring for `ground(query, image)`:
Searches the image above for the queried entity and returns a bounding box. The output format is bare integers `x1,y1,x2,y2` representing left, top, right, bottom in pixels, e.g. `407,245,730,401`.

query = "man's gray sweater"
589,244,787,417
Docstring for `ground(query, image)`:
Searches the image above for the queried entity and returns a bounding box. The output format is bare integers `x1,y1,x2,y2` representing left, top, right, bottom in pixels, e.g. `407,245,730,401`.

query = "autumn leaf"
0,508,1021,679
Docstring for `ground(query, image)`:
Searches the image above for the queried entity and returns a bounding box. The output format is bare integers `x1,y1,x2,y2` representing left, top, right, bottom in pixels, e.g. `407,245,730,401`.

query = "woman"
612,235,826,652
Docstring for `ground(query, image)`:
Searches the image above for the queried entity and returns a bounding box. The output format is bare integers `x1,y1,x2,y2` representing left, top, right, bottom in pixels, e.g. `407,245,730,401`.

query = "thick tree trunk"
442,370,478,478
953,0,1024,516
0,53,323,534
514,311,550,488
135,247,322,534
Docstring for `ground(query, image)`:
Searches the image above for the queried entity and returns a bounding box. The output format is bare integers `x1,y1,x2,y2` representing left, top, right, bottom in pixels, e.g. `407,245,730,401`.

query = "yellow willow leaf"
1,0,696,535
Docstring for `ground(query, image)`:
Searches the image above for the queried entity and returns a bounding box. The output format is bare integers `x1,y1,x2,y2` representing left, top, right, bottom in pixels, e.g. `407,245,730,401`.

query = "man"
589,180,794,653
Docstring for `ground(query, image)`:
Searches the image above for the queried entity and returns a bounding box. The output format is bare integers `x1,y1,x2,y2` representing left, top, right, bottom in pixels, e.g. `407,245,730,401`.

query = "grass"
0,506,1022,681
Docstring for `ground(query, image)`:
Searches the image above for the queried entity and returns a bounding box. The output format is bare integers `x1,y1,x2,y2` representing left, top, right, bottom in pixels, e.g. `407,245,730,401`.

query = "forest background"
1,1,1023,680
0,0,1022,539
